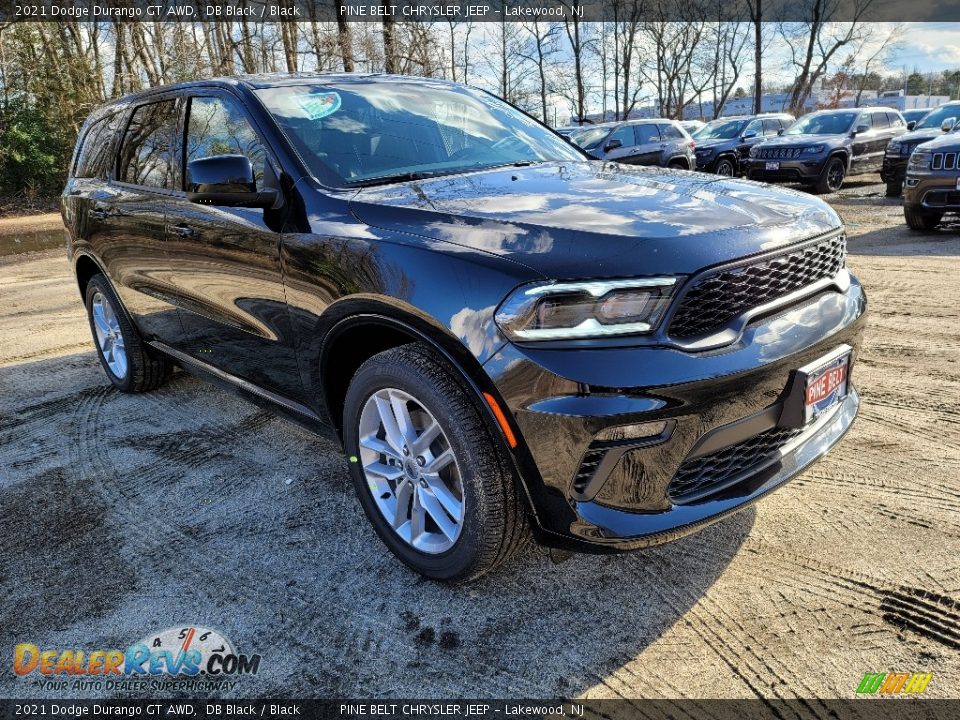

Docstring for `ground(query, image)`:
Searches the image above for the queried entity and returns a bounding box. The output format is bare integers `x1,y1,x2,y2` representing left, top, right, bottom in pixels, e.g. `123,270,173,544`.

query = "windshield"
568,127,610,150
254,81,584,187
785,112,858,136
694,119,747,140
915,104,960,130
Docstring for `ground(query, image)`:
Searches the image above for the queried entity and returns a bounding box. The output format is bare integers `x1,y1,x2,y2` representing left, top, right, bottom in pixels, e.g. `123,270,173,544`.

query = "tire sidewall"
825,157,845,192
342,352,495,581
715,158,735,176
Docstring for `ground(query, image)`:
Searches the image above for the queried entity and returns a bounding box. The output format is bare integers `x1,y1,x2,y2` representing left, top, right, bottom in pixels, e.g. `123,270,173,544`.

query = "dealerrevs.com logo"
856,672,933,696
14,626,261,692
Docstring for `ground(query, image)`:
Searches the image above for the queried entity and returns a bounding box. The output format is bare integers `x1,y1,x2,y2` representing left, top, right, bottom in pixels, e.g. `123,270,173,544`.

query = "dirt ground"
0,182,958,700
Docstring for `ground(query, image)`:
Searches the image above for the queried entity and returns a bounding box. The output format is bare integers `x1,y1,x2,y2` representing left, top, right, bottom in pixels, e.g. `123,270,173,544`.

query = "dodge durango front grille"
668,426,804,503
667,234,846,339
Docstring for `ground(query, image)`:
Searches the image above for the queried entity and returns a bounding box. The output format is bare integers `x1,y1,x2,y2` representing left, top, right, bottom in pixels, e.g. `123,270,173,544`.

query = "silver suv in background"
570,119,697,169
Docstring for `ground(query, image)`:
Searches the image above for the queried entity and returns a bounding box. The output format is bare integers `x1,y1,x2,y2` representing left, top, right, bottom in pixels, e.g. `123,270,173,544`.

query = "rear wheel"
84,274,172,393
714,157,736,177
343,343,530,581
814,156,846,194
885,177,903,198
904,206,943,231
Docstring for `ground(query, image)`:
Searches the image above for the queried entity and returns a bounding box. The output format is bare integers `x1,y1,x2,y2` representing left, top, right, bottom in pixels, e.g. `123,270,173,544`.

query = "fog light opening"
595,420,668,443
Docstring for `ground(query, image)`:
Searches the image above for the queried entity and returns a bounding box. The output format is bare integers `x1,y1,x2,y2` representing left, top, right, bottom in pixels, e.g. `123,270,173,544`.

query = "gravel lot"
1,180,958,700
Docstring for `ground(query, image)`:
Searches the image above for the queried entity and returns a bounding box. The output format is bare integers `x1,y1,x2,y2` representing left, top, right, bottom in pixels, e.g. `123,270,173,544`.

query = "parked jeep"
693,113,794,176
902,129,960,230
570,119,696,169
881,101,960,197
747,107,907,194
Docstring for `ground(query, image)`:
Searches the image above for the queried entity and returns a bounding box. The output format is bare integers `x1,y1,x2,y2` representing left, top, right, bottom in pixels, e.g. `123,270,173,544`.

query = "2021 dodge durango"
62,74,867,581
747,107,907,193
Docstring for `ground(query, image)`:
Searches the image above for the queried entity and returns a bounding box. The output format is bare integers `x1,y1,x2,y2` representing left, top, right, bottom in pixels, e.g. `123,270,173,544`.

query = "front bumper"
484,275,867,552
747,157,826,183
904,173,960,211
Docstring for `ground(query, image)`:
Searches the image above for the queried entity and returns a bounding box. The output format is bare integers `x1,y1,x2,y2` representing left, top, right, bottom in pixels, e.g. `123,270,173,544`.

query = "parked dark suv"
881,101,960,197
63,74,866,581
902,130,960,230
570,119,696,169
748,107,907,193
693,113,794,176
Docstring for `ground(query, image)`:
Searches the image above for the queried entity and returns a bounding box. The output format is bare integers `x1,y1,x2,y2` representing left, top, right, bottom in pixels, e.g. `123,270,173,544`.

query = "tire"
714,157,736,177
885,176,903,197
343,343,531,582
84,274,172,393
814,156,846,194
904,206,943,232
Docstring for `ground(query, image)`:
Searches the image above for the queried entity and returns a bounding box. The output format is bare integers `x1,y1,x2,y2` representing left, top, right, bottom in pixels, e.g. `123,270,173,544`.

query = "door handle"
166,224,195,238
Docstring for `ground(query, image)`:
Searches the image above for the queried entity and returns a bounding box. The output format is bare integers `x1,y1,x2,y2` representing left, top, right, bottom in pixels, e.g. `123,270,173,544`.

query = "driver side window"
186,95,266,188
608,126,635,149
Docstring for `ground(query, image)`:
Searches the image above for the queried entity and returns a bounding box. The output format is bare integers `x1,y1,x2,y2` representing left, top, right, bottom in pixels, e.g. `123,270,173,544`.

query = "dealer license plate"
766,161,780,171
804,353,850,423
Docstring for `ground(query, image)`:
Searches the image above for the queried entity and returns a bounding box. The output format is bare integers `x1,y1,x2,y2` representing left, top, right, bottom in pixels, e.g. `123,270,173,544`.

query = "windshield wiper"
345,169,456,188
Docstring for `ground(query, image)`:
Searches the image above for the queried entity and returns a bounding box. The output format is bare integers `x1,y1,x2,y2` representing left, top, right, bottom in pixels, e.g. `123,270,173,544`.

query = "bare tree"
519,20,561,123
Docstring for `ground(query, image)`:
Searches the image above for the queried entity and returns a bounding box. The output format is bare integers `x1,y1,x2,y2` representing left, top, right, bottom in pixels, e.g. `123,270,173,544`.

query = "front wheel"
343,344,531,581
814,156,846,194
714,157,736,177
904,206,943,231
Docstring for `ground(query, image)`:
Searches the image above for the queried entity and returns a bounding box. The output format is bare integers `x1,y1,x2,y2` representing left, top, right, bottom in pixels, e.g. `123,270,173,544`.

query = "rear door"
101,97,185,342
656,122,687,165
161,89,301,399
632,123,663,165
850,112,876,174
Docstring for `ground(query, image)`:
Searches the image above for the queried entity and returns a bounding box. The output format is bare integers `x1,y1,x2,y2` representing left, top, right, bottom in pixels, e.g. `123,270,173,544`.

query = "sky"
892,22,960,70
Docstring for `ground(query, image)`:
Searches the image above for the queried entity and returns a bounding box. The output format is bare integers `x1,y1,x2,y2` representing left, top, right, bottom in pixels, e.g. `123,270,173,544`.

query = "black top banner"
1,0,959,23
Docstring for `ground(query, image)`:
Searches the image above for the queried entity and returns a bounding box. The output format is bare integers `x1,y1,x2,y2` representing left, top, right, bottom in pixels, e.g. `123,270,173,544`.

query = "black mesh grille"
572,446,606,494
668,234,846,339
757,147,803,159
923,190,960,207
669,426,804,503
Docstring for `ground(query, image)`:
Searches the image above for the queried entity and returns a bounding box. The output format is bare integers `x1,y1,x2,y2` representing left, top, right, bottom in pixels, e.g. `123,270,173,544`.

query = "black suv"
693,113,794,176
748,107,907,193
63,74,866,581
881,101,960,197
902,130,960,230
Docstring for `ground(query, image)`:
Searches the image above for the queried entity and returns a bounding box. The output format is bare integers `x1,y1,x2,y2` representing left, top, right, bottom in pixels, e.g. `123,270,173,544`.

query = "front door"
162,91,301,399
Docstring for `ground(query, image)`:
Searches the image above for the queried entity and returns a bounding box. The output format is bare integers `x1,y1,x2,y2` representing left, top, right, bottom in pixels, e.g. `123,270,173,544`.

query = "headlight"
495,278,678,341
749,146,759,158
908,150,932,170
886,140,901,155
696,148,714,157
803,144,826,155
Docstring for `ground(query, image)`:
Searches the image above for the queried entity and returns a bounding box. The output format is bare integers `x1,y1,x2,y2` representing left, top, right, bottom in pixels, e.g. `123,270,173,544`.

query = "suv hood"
348,162,841,278
695,137,736,151
898,127,951,145
915,132,960,152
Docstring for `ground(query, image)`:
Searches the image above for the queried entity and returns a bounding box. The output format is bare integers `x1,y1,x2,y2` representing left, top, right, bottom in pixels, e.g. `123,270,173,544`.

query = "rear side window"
119,99,180,189
658,123,684,139
635,124,660,144
872,112,890,129
74,112,122,180
186,95,267,188
888,112,904,127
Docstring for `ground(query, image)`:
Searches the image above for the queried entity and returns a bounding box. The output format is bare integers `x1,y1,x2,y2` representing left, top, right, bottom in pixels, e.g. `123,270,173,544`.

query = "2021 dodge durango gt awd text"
62,74,867,581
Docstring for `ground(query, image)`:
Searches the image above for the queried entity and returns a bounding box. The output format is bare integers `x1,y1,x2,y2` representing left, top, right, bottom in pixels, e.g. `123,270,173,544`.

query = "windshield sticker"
297,92,341,120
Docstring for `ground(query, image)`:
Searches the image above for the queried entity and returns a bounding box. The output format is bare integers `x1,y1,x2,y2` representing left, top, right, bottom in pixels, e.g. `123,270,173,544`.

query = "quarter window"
186,96,266,188
119,100,180,189
74,112,122,180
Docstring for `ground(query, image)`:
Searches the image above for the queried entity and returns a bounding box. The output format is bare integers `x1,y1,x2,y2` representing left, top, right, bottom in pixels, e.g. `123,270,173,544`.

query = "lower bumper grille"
669,426,804,503
922,189,960,208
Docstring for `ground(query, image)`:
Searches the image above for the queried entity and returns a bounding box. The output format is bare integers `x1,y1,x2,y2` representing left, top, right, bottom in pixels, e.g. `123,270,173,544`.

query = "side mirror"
604,138,623,152
907,121,916,131
941,117,957,132
186,155,277,208
853,124,870,135
777,128,785,136
742,129,758,140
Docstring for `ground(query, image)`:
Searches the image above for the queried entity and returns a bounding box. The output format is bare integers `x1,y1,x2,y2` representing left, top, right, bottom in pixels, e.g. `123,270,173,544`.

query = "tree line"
0,5,938,199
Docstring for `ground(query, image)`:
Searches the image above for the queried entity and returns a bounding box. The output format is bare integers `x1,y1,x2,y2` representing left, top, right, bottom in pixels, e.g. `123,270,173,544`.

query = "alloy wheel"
827,160,845,192
716,159,734,176
357,388,465,554
91,290,128,379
